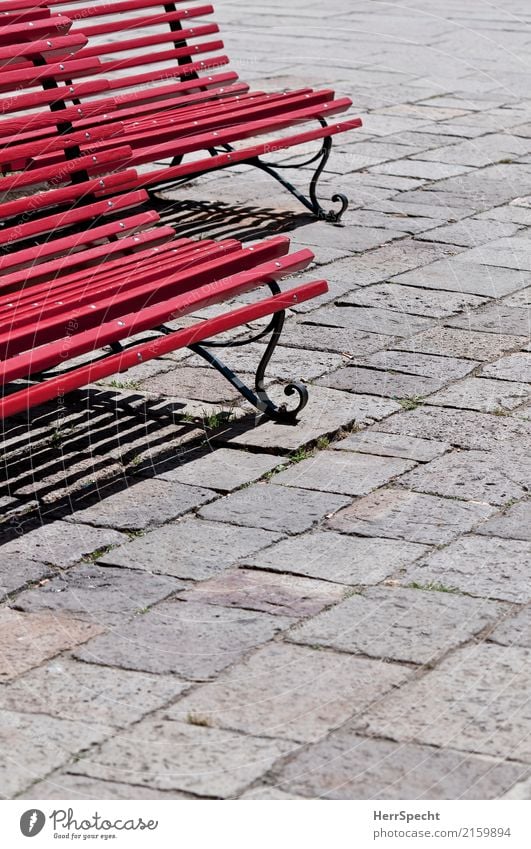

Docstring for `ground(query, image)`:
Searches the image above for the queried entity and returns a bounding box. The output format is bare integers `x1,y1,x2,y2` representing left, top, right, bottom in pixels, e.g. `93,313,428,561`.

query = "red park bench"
0,3,360,423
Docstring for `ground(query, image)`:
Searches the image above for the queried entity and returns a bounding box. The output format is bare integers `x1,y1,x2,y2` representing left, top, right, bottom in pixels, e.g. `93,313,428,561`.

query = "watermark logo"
20,810,46,838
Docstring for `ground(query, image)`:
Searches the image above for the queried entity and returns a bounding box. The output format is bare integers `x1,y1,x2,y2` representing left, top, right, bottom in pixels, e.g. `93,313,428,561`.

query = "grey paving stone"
503,287,531,308
417,219,520,247
399,448,531,506
0,658,189,728
370,160,471,180
239,786,307,800
218,343,347,381
355,350,478,381
448,304,531,338
476,501,531,541
288,586,505,665
278,322,390,355
416,133,531,168
303,304,433,338
321,239,463,289
502,775,531,800
219,386,400,452
273,451,415,497
198,484,350,534
99,519,282,581
138,366,241,404
0,558,54,600
0,608,103,681
453,236,531,271
480,353,531,382
340,282,488,318
328,488,494,545
390,259,530,297
273,731,528,800
153,448,286,492
0,521,126,568
353,643,531,761
0,710,112,799
489,606,531,649
317,365,443,398
21,774,190,800
68,719,295,798
333,430,451,462
13,564,183,624
427,377,530,413
167,643,408,743
177,568,345,618
245,530,428,586
404,535,531,603
293,222,404,253
395,326,525,361
75,600,292,681
375,406,531,451
66,479,215,531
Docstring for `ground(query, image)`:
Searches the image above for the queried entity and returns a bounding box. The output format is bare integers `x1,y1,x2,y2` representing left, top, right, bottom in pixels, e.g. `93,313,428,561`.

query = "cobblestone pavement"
1,0,531,800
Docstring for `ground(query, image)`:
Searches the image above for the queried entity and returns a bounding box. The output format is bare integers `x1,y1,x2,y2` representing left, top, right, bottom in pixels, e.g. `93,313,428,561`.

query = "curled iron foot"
314,192,349,224
256,381,309,422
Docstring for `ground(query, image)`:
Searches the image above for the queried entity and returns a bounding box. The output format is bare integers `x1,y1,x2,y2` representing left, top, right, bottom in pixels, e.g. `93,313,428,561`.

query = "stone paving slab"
328,488,495,545
352,643,531,762
288,586,506,665
272,732,529,800
99,519,283,581
75,600,293,681
402,535,531,603
0,711,113,799
67,720,296,799
245,530,429,586
165,643,409,744
273,451,415,497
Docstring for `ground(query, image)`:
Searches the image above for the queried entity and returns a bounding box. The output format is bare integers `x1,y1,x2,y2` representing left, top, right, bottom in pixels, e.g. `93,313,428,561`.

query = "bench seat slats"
0,280,327,420
0,242,309,372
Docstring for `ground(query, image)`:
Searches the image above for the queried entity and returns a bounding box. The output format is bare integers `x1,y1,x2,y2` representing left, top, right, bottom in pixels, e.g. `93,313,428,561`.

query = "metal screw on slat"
117,321,125,326
119,222,125,228
137,353,143,361
59,65,65,71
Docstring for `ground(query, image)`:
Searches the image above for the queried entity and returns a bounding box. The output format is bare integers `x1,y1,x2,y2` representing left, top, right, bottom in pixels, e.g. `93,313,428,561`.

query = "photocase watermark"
20,810,46,837
18,807,159,840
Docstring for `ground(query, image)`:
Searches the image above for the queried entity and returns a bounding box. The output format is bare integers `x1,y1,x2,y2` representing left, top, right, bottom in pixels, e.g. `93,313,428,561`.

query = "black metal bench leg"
187,301,308,423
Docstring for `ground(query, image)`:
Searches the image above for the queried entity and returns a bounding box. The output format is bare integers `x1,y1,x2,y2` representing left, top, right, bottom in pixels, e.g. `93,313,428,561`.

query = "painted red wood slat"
0,144,132,191
0,281,327,419
0,122,125,167
0,238,293,353
2,240,242,328
77,22,218,58
0,210,160,273
102,54,229,91
94,89,338,150
0,245,311,372
0,55,101,91
88,39,224,76
0,33,87,64
109,97,353,168
0,94,119,136
0,224,176,297
79,6,215,37
0,8,52,23
0,78,110,116
127,117,363,189
70,77,244,130
0,169,137,220
0,189,149,246
61,0,209,21
0,15,72,45
0,237,199,314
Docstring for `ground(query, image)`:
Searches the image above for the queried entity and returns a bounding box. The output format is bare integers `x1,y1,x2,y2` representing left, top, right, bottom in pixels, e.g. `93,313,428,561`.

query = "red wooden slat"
1,244,310,370
0,280,327,420
0,144,132,191
77,22,218,58
0,33,87,64
0,210,160,273
0,55,101,90
0,169,137,220
0,189,149,246
0,15,72,45
0,78,110,115
2,280,327,418
0,122,124,167
80,6,214,37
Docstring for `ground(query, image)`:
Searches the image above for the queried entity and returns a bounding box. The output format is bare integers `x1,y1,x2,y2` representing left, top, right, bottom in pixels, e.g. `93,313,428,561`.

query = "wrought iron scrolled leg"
188,310,308,423
249,118,349,223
